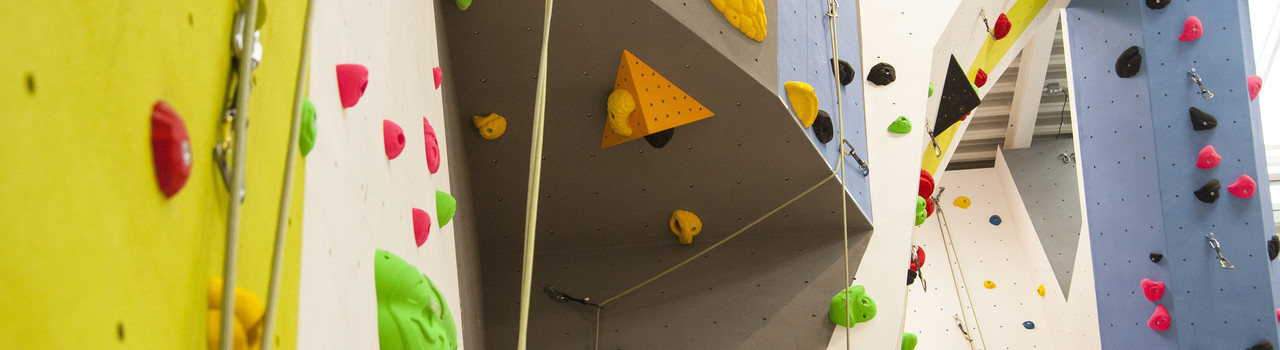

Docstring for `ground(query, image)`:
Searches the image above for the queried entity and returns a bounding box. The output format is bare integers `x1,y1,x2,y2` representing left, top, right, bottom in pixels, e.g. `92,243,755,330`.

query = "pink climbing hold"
1228,175,1257,199
413,208,432,247
1148,305,1170,332
1141,278,1165,302
975,69,989,88
1275,309,1279,322
1248,75,1263,101
424,117,441,174
1197,145,1221,169
336,64,369,108
384,119,406,160
433,67,443,90
992,13,1011,40
1179,16,1203,41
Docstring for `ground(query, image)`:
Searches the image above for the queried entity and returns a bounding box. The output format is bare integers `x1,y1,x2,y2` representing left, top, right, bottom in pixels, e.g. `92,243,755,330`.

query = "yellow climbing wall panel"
922,121,964,174
0,1,307,349
967,0,1050,81
601,50,715,148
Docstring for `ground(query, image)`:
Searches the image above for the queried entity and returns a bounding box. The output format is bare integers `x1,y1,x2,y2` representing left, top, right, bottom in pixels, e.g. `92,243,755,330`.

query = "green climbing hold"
455,0,472,10
888,116,912,134
915,196,926,226
436,191,456,228
375,249,458,350
902,333,918,350
829,285,877,327
928,82,934,97
300,98,318,156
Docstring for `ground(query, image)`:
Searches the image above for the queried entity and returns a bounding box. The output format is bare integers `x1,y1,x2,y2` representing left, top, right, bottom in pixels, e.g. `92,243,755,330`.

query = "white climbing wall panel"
296,0,465,348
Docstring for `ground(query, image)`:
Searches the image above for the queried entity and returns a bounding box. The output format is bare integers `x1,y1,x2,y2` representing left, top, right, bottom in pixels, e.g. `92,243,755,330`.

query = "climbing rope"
824,0,854,349
218,0,261,348
516,1,555,349
932,189,988,349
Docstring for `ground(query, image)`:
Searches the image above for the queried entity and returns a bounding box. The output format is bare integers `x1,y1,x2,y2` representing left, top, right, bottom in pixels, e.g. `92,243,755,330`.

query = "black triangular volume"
1115,46,1142,78
813,110,834,144
1190,107,1217,131
832,59,854,86
1195,179,1221,203
933,55,983,135
1146,0,1170,10
868,62,897,86
645,128,674,148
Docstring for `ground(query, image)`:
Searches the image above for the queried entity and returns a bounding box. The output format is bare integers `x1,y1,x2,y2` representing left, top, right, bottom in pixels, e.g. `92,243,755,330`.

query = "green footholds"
928,82,934,97
375,249,459,350
888,116,912,134
902,333,918,350
300,98,318,156
436,191,456,228
915,196,926,226
829,285,877,327
455,0,472,10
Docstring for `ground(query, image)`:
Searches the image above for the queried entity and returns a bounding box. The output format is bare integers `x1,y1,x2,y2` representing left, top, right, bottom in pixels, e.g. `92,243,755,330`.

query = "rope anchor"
841,139,870,176
1207,232,1234,269
1189,68,1214,101
546,286,601,308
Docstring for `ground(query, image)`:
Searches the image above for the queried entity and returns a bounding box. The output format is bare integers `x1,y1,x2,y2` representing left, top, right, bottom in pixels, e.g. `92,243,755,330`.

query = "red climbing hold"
992,13,1011,40
1197,145,1221,169
1179,16,1203,41
1141,278,1165,302
910,246,926,271
1148,305,1170,332
919,169,935,198
384,119,406,160
336,64,369,108
1248,75,1263,101
1228,175,1257,198
433,67,443,90
424,117,441,174
924,196,935,218
975,69,988,88
151,101,193,198
413,208,432,247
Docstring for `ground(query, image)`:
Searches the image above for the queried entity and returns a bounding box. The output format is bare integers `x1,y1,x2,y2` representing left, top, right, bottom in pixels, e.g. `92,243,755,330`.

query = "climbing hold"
1037,284,1045,297
300,98,318,156
473,113,507,140
709,0,767,42
919,169,935,198
375,249,459,350
915,196,927,226
670,210,702,245
1249,75,1263,101
602,50,714,148
1146,0,1169,10
992,13,1011,40
1141,278,1165,302
206,278,265,350
607,88,636,137
953,196,971,209
1195,179,1221,203
1179,16,1202,41
645,128,675,148
1116,46,1143,78
1190,107,1217,130
384,120,406,160
1228,175,1257,198
1249,340,1274,350
907,269,918,285
984,280,996,289
433,67,443,90
424,118,441,174
455,0,471,10
868,63,896,86
889,116,912,134
935,56,983,135
1150,253,1163,263
924,196,935,218
784,81,819,127
151,101,193,198
1276,309,1279,323
902,333,918,350
829,285,877,327
928,82,934,97
813,110,834,144
336,64,369,108
833,59,854,86
1148,305,1170,332
1197,145,1221,169
413,208,432,247
910,246,926,271
1268,235,1278,261
989,215,1002,226
1022,321,1035,329
974,69,988,88
436,191,456,228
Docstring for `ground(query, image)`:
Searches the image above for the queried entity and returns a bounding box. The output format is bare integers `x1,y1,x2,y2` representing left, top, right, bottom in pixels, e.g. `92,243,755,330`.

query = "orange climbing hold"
601,50,715,148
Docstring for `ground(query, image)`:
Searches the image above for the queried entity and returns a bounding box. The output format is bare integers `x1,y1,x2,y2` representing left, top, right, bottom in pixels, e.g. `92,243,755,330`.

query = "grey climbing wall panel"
650,0,779,91
1002,139,1081,296
438,0,874,348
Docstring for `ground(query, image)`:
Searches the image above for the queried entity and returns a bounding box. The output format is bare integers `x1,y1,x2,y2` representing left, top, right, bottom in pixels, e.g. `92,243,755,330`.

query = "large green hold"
902,333,918,350
375,249,458,350
436,191,456,228
300,98,318,156
915,196,927,226
888,116,912,134
829,285,877,327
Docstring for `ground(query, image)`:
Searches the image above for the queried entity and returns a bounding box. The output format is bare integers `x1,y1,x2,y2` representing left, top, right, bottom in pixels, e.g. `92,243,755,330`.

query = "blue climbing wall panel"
1064,1,1177,348
1069,0,1278,348
777,0,872,221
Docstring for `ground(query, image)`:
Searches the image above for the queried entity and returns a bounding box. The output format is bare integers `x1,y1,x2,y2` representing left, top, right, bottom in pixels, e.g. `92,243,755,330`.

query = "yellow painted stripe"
922,121,965,174
967,0,1051,80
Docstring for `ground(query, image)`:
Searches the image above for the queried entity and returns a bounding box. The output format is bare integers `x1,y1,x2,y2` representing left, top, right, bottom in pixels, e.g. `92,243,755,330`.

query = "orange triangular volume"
601,50,714,148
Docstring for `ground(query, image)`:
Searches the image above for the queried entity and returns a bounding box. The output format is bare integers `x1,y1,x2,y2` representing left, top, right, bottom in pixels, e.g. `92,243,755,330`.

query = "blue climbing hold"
1023,321,1035,329
989,215,1002,226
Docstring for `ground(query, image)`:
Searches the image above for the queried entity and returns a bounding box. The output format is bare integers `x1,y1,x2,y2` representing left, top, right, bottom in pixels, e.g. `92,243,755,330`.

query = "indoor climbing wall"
295,0,466,348
1065,0,1277,348
1002,138,1083,295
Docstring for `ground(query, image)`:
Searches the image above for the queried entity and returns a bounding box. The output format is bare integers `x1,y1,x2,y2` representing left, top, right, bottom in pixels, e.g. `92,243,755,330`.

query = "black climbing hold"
907,269,917,285
645,128,675,148
832,59,854,86
1115,46,1142,78
1146,0,1169,10
1249,340,1274,350
813,110,834,144
1149,253,1163,263
1195,179,1221,203
1190,107,1217,131
933,56,982,135
1268,235,1279,261
867,62,896,86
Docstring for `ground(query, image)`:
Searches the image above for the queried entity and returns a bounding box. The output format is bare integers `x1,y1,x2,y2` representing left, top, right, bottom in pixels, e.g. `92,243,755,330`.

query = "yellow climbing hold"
473,113,507,140
953,196,971,209
670,209,703,245
784,81,818,128
1037,284,1046,297
207,278,265,350
984,280,996,289
602,50,714,148
607,89,636,137
709,0,767,42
